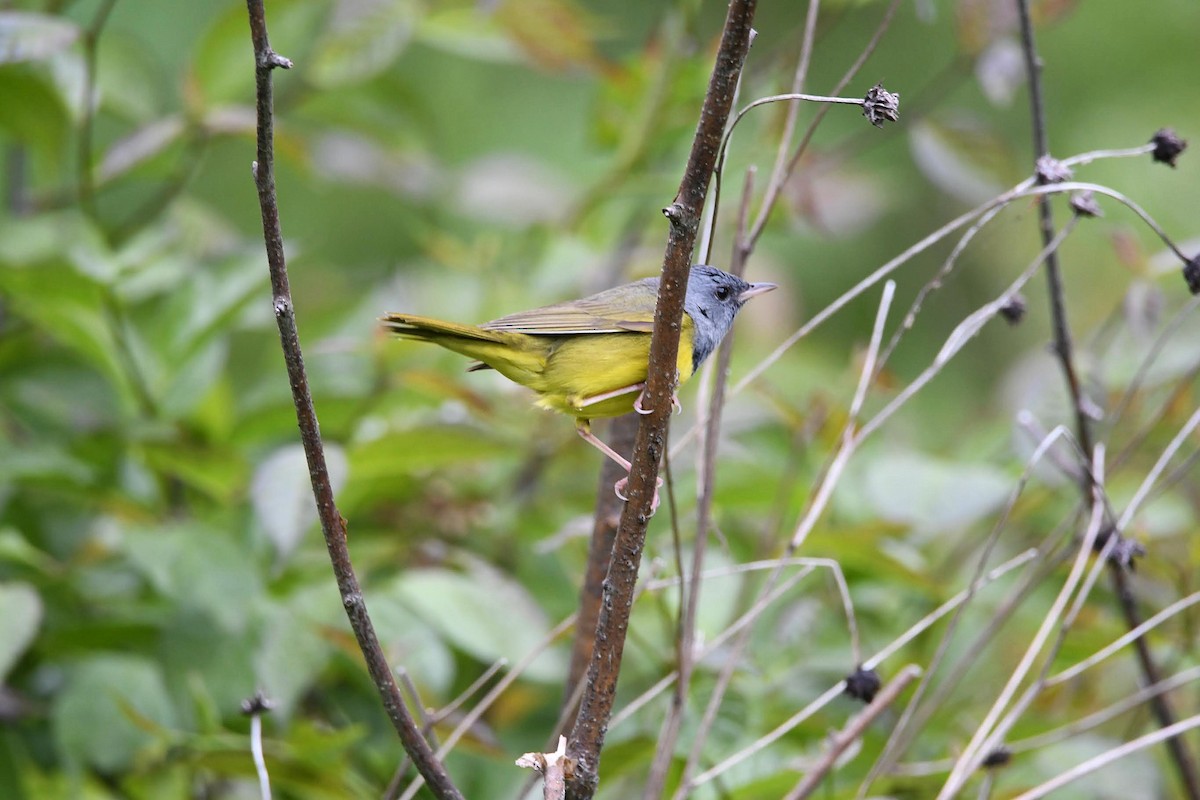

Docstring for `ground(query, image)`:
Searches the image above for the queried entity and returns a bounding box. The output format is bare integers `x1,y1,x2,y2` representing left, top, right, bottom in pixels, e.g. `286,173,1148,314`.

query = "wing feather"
480,277,660,335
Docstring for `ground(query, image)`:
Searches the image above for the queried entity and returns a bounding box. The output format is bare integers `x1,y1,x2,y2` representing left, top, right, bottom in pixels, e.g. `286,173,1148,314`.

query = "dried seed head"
1183,254,1200,295
1070,190,1103,218
1035,155,1073,183
999,294,1027,325
862,83,900,128
1150,128,1187,167
843,666,882,703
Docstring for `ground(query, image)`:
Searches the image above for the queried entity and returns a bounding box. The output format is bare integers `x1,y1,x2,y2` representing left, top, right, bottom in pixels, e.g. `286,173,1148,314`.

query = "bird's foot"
633,388,682,416
613,475,663,516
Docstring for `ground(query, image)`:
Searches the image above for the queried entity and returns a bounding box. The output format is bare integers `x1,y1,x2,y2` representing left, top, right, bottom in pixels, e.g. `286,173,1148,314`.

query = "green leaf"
122,523,261,634
0,582,42,682
348,423,511,478
388,564,566,683
189,0,327,106
0,443,94,486
96,116,187,184
0,12,80,65
53,655,177,773
137,441,248,502
0,528,61,575
256,588,340,719
361,588,456,696
309,0,416,88
858,451,1012,534
251,443,348,562
0,65,71,162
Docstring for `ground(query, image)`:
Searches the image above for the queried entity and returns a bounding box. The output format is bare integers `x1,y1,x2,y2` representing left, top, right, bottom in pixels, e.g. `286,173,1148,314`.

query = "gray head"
684,265,776,372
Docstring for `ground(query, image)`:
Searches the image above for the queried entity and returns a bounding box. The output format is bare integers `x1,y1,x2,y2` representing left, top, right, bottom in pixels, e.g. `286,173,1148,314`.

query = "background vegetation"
1,0,1198,797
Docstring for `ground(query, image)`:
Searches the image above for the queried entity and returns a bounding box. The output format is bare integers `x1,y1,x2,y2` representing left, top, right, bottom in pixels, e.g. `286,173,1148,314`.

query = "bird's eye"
715,286,731,301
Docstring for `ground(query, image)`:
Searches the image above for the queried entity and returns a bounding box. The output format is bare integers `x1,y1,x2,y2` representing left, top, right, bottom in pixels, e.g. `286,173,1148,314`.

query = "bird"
381,265,776,512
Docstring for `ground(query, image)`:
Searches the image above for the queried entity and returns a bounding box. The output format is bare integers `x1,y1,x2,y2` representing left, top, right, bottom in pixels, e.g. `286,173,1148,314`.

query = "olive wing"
480,277,660,335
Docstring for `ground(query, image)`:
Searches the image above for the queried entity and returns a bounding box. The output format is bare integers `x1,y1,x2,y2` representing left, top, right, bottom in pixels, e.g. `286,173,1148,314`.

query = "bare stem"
243,3,461,798
1014,1,1199,795
564,2,758,796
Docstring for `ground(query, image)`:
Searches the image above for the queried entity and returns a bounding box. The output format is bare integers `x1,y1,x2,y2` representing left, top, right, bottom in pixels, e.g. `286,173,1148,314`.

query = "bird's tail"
380,313,546,381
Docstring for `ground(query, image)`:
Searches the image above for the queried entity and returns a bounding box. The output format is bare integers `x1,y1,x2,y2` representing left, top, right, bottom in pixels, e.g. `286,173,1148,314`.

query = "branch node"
273,297,292,318
265,50,293,70
1035,154,1073,183
1094,526,1147,570
861,82,899,128
342,590,364,611
1150,128,1187,167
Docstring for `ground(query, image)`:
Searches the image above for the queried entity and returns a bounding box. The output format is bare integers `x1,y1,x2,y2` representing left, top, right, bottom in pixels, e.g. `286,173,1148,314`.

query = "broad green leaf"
309,0,416,88
0,443,93,486
251,443,348,562
417,7,521,63
908,117,1015,204
122,523,261,634
0,582,42,682
389,564,566,683
361,588,456,696
859,451,1012,534
96,116,187,184
137,441,248,502
0,528,60,574
0,12,80,65
189,0,326,106
348,423,510,479
256,588,340,719
53,655,177,773
0,66,71,162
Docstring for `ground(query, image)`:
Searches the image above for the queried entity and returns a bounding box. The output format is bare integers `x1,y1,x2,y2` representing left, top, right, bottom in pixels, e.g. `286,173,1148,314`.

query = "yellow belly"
534,327,696,419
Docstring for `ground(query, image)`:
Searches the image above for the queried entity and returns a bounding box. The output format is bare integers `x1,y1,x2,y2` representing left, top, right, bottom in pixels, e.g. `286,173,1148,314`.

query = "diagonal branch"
563,2,758,797
243,3,461,798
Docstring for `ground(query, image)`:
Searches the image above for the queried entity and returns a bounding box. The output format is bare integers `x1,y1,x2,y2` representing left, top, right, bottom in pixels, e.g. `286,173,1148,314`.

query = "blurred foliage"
1,0,1199,798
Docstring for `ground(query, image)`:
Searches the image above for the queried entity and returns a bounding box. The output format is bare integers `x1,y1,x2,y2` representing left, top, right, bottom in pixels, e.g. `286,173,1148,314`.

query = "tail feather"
381,312,548,385
381,313,506,344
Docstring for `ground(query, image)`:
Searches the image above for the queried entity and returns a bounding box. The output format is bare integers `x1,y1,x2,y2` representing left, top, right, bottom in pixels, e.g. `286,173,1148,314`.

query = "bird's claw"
632,389,682,416
613,476,663,516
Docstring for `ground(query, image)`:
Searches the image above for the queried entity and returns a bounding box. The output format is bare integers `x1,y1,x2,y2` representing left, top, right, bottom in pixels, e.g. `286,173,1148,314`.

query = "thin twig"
936,450,1109,798
242,4,462,799
1015,0,1200,793
782,666,922,800
77,0,119,217
401,616,575,800
1012,714,1200,800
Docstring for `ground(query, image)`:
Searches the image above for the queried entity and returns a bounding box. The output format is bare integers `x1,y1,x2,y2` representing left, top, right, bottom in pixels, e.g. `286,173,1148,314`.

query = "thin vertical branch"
564,2,758,797
561,415,638,734
1014,1,1200,796
242,3,462,799
77,0,118,218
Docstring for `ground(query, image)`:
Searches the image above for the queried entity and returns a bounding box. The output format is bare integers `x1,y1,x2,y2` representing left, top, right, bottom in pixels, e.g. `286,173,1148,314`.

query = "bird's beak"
739,282,778,303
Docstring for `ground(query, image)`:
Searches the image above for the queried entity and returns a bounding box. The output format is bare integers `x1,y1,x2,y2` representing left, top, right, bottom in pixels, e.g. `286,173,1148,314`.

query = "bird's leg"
575,383,644,410
575,420,661,515
632,387,682,416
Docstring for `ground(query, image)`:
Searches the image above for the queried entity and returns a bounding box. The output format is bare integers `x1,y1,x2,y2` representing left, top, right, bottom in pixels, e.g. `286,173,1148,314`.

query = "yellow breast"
533,317,696,419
